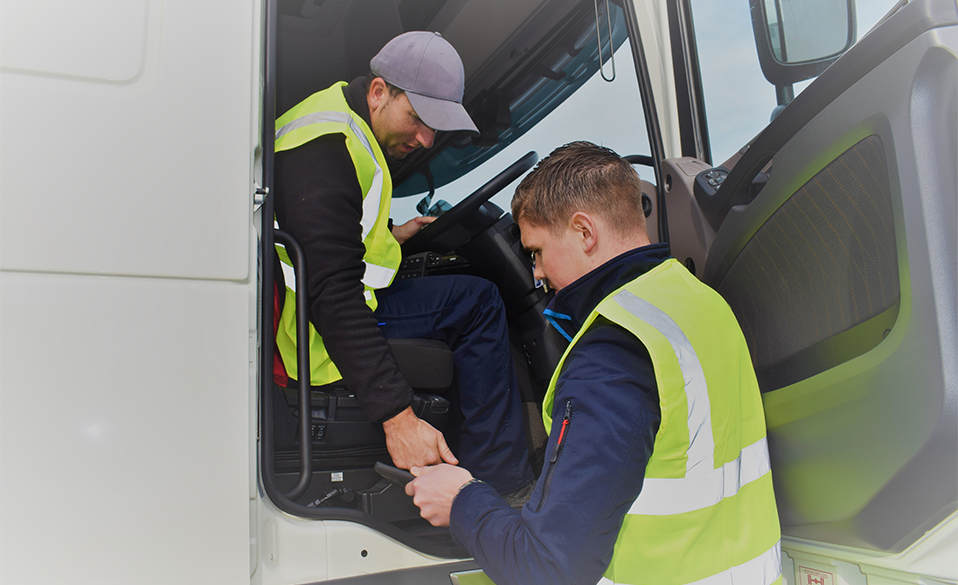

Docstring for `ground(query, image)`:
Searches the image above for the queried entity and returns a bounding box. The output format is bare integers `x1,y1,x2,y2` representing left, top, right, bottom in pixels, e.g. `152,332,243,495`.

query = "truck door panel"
700,0,956,552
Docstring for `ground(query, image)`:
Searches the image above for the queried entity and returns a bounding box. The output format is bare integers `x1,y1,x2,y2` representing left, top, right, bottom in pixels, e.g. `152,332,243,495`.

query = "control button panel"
702,168,728,188
397,252,469,280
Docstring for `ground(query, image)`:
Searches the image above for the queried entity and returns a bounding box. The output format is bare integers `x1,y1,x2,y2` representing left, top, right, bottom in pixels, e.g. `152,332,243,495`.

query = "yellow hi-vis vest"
273,82,401,386
542,259,782,585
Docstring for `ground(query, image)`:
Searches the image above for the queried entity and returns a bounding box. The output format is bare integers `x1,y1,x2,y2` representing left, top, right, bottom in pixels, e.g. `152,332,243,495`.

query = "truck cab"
1,0,954,583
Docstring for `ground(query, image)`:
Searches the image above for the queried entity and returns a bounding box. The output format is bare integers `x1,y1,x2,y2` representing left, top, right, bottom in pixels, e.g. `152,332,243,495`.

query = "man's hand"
406,464,474,527
382,406,458,469
391,216,437,244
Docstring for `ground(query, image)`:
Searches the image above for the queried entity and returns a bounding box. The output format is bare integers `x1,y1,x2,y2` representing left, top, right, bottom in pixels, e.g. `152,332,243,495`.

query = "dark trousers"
374,275,533,494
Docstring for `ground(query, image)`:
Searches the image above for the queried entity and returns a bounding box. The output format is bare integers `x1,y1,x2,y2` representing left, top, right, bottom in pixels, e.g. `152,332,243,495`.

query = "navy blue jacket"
450,244,670,585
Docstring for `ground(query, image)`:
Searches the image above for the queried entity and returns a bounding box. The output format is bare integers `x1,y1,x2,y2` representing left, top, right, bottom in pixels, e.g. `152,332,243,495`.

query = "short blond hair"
512,141,647,236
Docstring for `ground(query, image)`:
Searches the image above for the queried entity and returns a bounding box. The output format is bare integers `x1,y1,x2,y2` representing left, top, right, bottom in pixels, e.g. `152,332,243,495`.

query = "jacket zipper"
536,399,573,512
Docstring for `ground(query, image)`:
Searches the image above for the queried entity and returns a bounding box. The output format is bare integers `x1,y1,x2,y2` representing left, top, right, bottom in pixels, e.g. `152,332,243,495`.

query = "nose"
533,263,545,282
417,125,436,149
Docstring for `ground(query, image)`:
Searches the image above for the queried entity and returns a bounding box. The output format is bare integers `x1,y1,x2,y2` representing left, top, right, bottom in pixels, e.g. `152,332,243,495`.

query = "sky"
391,0,897,225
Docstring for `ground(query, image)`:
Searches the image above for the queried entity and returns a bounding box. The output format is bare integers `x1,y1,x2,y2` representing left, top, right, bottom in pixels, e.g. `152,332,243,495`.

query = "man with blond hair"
408,141,781,585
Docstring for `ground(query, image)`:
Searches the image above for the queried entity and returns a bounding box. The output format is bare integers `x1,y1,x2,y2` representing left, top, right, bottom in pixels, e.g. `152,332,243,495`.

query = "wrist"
382,405,416,432
454,478,483,500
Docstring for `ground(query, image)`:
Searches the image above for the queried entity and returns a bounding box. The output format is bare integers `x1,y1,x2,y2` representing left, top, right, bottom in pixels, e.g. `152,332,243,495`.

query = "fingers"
405,464,445,496
410,464,444,478
423,447,443,466
420,419,450,465
385,412,457,468
438,437,459,465
404,464,466,528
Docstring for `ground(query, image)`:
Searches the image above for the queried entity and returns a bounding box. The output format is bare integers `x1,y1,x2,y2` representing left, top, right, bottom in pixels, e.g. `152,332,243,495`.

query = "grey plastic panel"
704,17,957,552
718,135,900,386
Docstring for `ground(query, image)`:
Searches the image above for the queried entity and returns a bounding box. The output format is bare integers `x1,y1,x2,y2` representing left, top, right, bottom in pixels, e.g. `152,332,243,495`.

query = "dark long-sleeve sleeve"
275,134,413,423
449,320,661,585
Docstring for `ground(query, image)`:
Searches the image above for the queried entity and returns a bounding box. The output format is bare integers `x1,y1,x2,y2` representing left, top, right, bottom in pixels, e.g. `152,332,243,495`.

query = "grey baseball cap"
370,31,479,134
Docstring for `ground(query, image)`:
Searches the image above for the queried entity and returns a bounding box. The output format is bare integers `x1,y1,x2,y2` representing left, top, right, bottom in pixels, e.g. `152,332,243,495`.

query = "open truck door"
661,0,956,580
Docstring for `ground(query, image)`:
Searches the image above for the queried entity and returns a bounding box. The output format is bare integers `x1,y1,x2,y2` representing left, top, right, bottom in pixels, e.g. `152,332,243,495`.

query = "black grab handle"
273,229,313,500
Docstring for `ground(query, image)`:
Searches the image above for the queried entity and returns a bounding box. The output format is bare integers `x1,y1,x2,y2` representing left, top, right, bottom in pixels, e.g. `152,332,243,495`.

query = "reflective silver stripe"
275,111,351,140
686,541,781,585
362,261,396,290
345,116,385,241
279,260,395,293
276,110,385,241
628,437,771,515
612,290,714,476
595,541,781,585
364,290,373,301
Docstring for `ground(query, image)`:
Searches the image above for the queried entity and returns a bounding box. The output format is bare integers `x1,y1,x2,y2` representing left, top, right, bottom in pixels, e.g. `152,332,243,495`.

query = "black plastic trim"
260,0,279,504
748,0,856,87
667,0,711,163
623,154,655,168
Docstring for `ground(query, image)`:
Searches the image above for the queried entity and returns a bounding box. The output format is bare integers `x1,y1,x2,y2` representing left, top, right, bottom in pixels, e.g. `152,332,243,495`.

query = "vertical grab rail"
273,230,313,500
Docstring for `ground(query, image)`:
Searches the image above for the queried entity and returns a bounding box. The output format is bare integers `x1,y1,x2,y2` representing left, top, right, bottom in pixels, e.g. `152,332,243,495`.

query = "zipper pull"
551,399,573,463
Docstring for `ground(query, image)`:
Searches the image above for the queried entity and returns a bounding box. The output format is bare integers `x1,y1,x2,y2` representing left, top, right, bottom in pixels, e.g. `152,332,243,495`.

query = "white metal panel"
0,271,250,584
0,0,149,82
252,504,454,585
0,0,255,281
628,0,683,159
324,520,453,580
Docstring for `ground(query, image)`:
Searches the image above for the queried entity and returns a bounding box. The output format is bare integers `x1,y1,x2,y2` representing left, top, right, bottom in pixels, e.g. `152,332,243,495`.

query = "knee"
453,275,504,310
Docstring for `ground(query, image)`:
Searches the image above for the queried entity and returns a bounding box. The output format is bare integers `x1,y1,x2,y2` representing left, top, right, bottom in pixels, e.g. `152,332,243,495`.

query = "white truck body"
1,0,954,583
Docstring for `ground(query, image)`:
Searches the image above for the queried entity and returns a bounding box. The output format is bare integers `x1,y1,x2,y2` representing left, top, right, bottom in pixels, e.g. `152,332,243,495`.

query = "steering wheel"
402,151,538,255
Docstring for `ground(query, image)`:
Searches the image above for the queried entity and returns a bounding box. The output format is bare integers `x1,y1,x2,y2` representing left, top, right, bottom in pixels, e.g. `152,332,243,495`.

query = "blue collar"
544,244,671,341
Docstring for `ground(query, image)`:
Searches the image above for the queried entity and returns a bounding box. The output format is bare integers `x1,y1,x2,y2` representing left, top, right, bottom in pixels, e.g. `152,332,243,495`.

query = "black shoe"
502,479,536,509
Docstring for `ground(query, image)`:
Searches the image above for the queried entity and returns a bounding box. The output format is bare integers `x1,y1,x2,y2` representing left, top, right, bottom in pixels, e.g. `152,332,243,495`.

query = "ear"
569,212,598,254
367,77,388,112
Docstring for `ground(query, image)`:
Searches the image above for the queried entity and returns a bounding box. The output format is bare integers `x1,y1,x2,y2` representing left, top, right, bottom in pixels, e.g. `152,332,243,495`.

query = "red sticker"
798,566,835,585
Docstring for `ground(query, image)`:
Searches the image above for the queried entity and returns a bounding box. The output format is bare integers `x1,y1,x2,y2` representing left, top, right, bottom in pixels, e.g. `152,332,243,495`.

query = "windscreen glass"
690,0,900,165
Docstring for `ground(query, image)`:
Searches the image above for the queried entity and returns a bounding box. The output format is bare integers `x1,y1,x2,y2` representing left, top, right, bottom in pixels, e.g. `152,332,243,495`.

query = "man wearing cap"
272,31,534,500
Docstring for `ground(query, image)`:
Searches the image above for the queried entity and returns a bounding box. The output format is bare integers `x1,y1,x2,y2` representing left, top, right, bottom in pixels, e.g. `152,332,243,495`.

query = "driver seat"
271,239,455,467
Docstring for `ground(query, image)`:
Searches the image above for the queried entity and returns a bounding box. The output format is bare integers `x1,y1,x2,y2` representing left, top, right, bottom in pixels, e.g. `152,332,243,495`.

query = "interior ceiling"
275,0,602,188
275,0,562,113
439,0,548,79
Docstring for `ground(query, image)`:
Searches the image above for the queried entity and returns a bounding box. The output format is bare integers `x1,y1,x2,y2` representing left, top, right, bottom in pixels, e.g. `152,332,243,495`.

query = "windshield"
392,39,651,223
